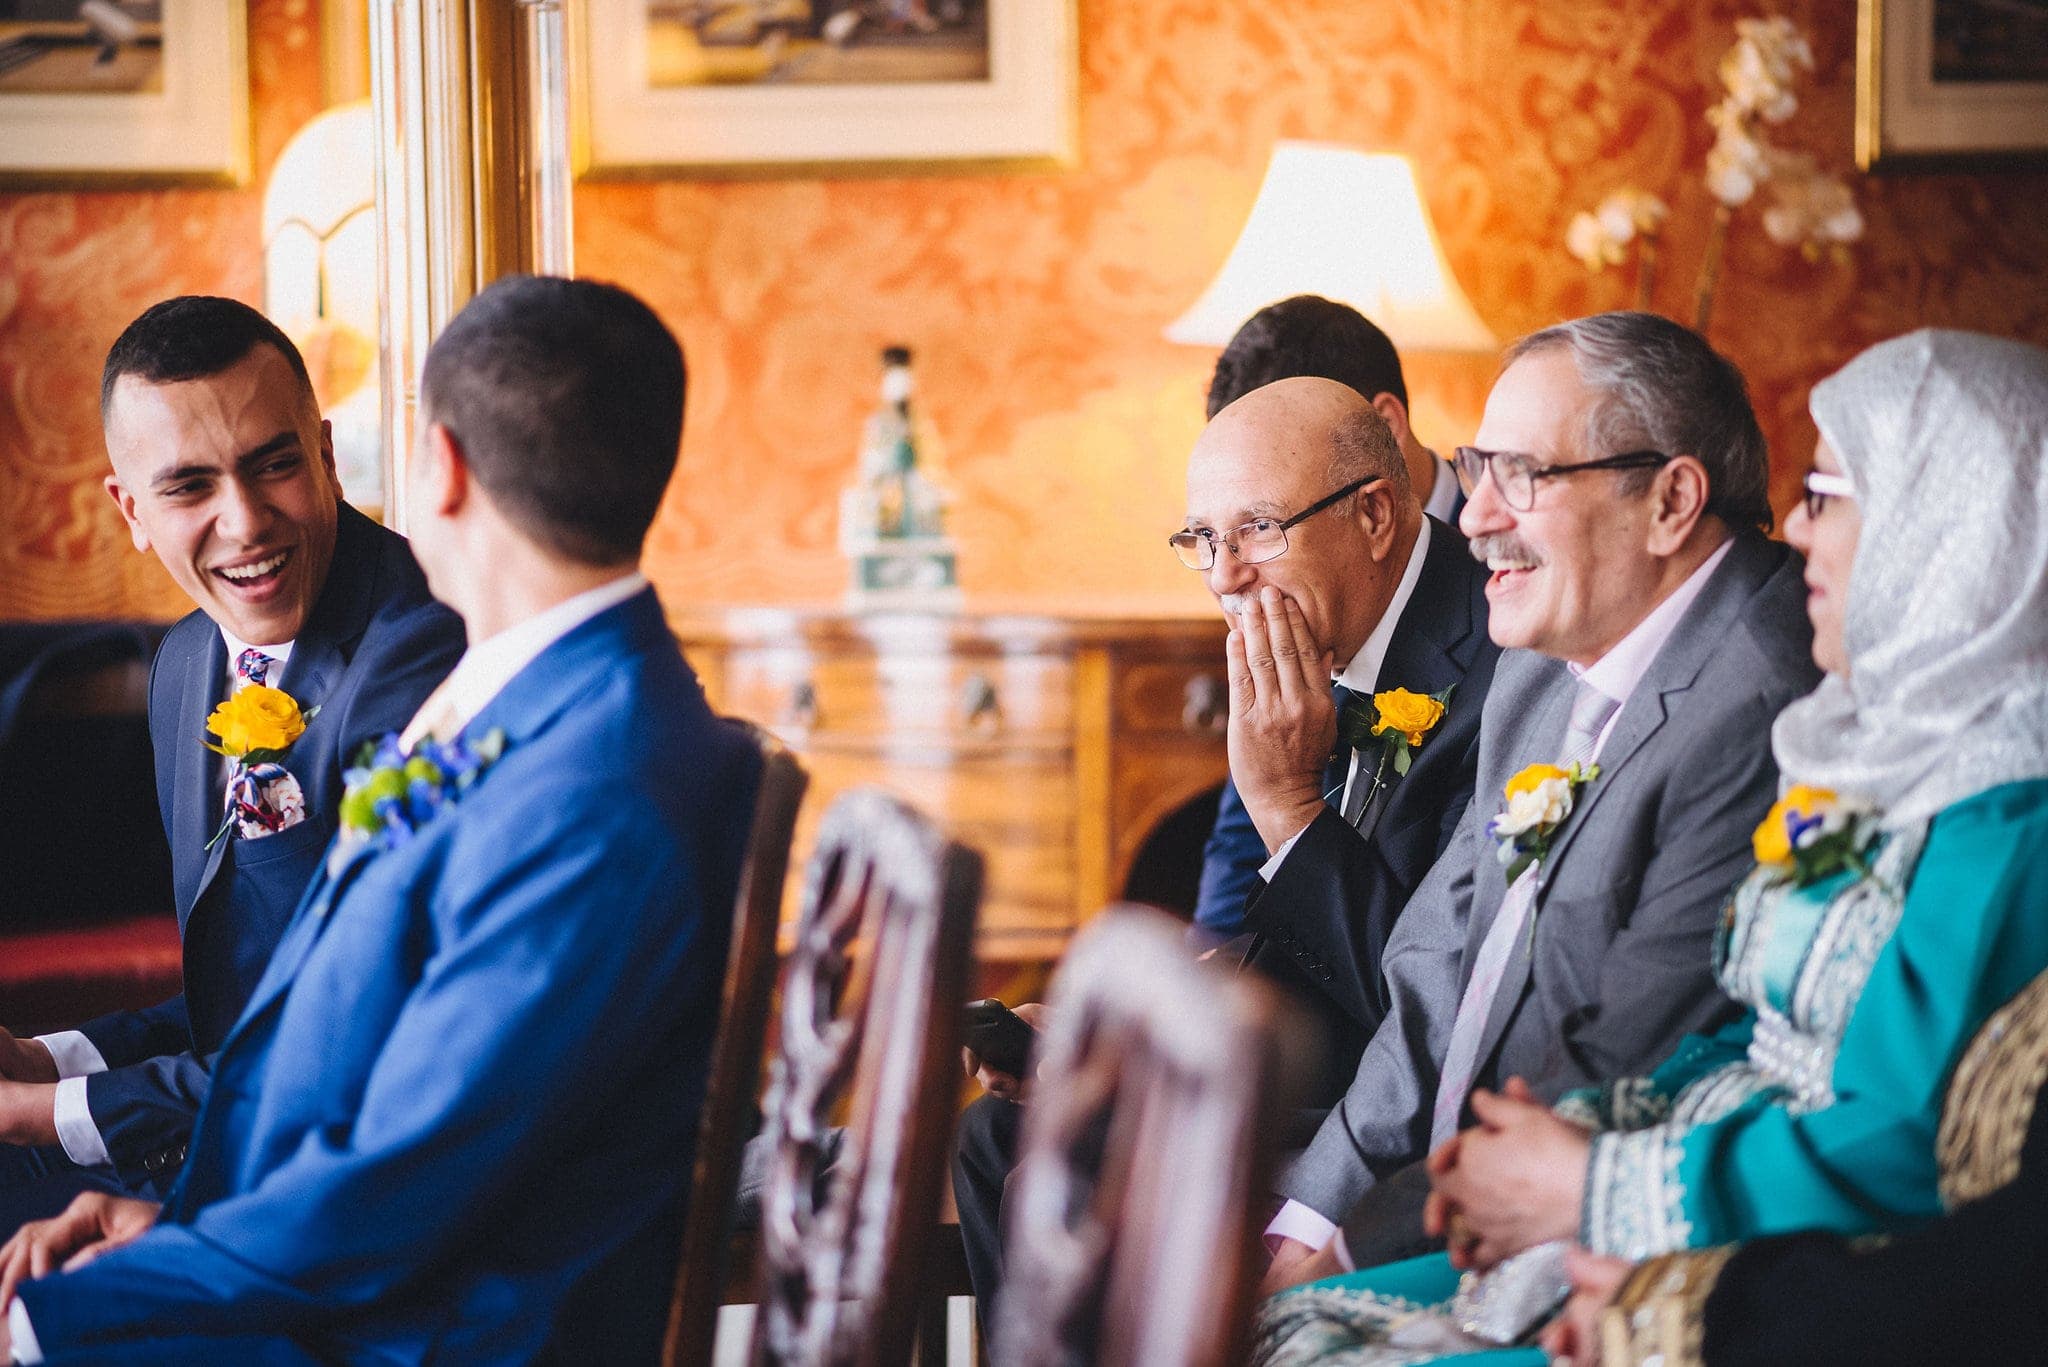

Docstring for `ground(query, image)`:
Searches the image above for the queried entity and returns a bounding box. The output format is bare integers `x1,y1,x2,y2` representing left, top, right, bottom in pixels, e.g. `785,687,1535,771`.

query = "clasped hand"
0,1191,161,1317
1423,1077,1594,1271
1225,586,1338,853
961,1002,1049,1103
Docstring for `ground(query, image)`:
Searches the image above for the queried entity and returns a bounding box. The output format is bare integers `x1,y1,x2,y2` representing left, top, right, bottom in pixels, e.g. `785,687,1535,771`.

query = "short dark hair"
420,276,685,566
1207,295,1408,419
101,295,314,418
1505,311,1772,533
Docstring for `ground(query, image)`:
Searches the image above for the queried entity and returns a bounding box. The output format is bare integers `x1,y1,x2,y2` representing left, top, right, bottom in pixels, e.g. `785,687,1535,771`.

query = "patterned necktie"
1429,679,1619,1148
235,648,275,690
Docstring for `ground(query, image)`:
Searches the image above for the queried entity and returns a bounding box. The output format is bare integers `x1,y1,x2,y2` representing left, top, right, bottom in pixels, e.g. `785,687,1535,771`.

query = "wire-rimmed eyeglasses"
1168,474,1380,570
1452,446,1671,512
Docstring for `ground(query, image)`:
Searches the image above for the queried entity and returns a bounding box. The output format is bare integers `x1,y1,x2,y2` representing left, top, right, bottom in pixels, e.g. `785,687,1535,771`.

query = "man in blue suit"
0,276,761,1365
0,299,462,1227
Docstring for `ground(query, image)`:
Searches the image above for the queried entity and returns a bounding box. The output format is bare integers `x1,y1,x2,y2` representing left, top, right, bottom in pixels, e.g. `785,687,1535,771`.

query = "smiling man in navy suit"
0,276,760,1366
0,298,462,1231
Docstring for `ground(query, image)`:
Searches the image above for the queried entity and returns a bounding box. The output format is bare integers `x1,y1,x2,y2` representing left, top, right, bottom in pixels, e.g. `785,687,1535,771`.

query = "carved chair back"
994,904,1301,1367
749,788,984,1367
664,729,809,1367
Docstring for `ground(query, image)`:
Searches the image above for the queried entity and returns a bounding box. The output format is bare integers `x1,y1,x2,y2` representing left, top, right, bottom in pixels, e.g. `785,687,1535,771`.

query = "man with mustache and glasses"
1262,310,1819,1290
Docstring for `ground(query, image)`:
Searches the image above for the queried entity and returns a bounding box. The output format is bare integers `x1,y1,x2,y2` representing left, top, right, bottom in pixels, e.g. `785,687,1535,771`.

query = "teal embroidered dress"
1251,777,2048,1367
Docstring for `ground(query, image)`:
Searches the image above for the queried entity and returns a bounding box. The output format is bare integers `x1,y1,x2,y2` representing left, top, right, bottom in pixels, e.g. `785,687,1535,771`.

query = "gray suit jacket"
1279,531,1821,1248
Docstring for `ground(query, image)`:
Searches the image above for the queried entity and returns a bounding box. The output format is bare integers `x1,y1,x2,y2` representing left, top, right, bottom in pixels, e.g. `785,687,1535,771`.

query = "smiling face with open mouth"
103,342,341,648
1458,348,1670,668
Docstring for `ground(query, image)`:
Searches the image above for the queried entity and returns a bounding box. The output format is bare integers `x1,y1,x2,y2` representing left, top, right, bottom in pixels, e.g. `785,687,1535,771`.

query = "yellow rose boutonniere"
205,684,311,760
1333,684,1455,829
1752,784,1878,887
1370,687,1449,752
203,685,318,849
1489,760,1600,885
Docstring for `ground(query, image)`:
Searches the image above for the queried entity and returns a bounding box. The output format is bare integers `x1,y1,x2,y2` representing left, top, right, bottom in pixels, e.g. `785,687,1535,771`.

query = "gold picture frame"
1858,0,2048,172
0,0,250,189
575,1,1077,179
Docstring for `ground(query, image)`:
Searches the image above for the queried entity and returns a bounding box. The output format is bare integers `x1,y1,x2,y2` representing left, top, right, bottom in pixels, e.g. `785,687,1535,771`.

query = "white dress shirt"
1265,536,1734,1267
33,630,301,1172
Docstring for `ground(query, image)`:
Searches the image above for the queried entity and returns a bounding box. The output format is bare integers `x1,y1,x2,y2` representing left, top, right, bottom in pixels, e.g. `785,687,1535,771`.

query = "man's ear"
1645,455,1711,554
418,423,470,520
317,418,338,485
1355,478,1404,560
103,476,150,554
1371,392,1414,447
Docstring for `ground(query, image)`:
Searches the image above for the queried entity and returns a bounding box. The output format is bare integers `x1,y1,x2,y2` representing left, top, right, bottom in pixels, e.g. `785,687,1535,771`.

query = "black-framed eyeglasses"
1802,471,1855,520
1168,474,1381,571
1452,446,1672,512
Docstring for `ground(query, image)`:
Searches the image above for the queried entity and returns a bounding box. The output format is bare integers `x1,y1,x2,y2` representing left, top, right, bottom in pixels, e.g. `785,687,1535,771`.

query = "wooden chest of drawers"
670,607,1233,961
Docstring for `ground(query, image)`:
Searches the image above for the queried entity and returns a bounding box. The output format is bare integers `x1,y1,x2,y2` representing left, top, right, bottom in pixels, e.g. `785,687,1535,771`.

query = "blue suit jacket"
75,505,463,1188
18,588,761,1365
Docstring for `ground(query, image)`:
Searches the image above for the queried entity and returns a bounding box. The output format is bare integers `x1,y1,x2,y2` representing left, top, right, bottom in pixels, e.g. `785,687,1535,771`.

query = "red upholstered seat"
0,915,182,1036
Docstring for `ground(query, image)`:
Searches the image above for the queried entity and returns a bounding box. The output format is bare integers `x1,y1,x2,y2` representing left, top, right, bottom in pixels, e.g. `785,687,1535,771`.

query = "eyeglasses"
1169,474,1381,571
1452,446,1672,512
1802,470,1855,520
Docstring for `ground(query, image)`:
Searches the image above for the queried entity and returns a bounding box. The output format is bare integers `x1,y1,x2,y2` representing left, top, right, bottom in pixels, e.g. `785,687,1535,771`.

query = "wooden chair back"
664,728,809,1366
994,905,1302,1367
749,788,985,1367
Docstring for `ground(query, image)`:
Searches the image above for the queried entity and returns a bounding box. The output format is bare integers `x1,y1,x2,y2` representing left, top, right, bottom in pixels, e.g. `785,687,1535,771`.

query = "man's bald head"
1182,376,1424,663
1199,376,1412,502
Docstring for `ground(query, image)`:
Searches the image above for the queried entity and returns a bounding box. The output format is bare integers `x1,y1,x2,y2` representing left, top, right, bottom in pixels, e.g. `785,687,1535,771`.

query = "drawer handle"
1182,674,1227,736
783,678,820,729
960,673,1002,732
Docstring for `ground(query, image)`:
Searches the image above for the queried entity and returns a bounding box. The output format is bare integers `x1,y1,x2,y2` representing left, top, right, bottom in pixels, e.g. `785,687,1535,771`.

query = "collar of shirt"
1423,456,1461,524
1334,518,1433,695
1571,535,1734,723
218,630,296,691
407,571,648,747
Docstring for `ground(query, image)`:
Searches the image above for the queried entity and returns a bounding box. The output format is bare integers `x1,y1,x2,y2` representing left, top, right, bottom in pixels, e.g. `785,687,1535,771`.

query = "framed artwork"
1858,0,2048,171
576,1,1076,177
0,0,249,187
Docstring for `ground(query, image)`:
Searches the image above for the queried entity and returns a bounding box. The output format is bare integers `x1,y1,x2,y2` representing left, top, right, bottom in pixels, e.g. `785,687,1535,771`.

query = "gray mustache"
1468,533,1541,566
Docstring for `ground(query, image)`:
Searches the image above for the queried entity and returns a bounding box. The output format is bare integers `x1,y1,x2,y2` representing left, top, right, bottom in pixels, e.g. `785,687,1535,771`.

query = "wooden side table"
670,606,1233,962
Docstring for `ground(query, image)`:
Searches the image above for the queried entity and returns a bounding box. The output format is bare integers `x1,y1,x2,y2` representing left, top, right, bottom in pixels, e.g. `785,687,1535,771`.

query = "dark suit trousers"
953,1094,1025,1338
0,1144,130,1237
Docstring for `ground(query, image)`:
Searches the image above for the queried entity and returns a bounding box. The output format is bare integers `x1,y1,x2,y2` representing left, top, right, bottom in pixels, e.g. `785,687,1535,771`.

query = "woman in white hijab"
1250,329,2048,1367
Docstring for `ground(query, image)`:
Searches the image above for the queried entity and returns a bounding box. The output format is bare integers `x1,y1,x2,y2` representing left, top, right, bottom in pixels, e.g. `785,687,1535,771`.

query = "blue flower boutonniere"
1752,784,1879,889
331,729,506,874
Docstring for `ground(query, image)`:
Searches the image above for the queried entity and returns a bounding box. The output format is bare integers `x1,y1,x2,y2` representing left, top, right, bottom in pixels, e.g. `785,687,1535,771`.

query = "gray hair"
1505,311,1771,532
1326,403,1410,504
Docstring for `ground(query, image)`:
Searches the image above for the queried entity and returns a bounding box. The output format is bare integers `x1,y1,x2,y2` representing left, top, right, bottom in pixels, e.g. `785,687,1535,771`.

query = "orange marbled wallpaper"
0,0,322,621
5,0,2047,621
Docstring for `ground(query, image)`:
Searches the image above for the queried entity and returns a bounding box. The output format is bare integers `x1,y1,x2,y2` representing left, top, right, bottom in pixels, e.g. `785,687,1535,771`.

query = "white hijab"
1771,329,2048,826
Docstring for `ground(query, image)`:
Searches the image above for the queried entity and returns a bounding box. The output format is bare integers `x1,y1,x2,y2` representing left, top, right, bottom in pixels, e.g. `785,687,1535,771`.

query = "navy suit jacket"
18,588,761,1365
1198,520,1498,1105
75,505,463,1187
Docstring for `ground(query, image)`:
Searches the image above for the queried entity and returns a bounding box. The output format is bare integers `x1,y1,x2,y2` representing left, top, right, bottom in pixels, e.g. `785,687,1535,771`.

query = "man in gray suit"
1263,310,1821,1289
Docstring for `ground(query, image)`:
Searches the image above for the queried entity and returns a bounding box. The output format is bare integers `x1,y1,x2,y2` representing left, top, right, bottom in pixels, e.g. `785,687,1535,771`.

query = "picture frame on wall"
1858,0,2048,171
0,0,250,188
576,1,1076,178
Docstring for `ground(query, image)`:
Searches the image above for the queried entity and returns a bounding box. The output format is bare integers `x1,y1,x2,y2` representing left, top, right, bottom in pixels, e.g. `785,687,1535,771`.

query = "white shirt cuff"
51,1077,110,1169
8,1297,44,1365
1257,827,1308,883
33,1032,106,1081
1264,1198,1338,1255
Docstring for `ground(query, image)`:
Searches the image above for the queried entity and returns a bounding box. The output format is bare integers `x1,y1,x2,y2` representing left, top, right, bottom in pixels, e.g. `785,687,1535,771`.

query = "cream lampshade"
263,100,381,509
1166,142,1495,353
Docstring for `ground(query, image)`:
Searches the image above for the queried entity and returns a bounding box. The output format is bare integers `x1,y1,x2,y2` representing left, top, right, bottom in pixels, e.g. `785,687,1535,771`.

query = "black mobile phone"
962,998,1040,1077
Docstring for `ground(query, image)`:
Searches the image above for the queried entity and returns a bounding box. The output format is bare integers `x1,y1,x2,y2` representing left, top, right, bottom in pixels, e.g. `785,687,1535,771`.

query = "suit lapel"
175,632,229,928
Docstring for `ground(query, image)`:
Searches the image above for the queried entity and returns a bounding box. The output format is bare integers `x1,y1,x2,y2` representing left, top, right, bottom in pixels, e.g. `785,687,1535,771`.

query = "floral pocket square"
227,763,308,840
